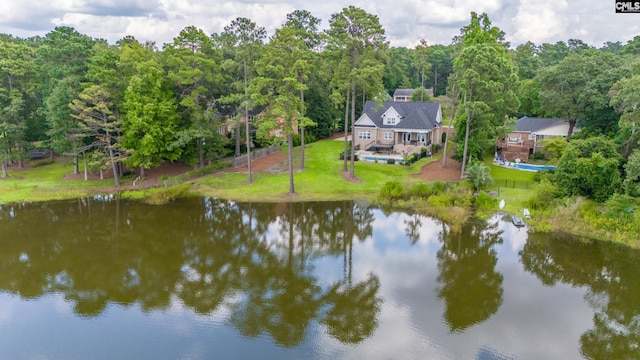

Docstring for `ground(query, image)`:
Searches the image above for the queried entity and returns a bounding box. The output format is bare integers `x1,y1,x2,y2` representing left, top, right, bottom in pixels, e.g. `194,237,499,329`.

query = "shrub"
408,182,432,198
431,181,447,194
532,152,546,160
465,161,493,191
474,191,498,210
339,152,359,161
379,181,405,202
305,133,317,144
526,178,561,210
386,158,396,165
427,193,452,207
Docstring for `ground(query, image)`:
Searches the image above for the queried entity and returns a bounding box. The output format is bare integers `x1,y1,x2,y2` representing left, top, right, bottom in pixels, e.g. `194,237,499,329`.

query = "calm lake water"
0,198,638,359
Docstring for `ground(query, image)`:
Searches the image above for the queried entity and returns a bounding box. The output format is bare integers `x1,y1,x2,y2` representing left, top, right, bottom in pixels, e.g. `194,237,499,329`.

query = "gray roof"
515,116,568,132
359,101,441,130
393,89,414,97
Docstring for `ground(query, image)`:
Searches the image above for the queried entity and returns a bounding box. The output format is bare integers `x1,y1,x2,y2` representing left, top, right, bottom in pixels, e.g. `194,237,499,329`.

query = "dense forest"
0,7,639,201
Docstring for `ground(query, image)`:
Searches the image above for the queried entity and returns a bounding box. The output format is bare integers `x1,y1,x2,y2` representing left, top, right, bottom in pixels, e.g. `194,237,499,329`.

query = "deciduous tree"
122,56,180,178
555,136,621,202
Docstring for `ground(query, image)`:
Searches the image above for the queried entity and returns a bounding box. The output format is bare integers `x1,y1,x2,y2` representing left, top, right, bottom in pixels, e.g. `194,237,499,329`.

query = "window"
417,133,426,143
384,117,396,125
384,132,393,140
358,131,371,140
402,133,411,142
508,137,521,143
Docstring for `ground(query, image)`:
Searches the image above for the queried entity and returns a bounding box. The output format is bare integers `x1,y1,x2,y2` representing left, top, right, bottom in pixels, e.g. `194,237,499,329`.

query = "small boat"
512,215,525,227
523,208,531,219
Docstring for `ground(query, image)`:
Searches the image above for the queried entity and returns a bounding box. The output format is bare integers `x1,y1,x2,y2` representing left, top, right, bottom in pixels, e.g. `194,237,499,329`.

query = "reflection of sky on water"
313,210,593,360
0,206,596,359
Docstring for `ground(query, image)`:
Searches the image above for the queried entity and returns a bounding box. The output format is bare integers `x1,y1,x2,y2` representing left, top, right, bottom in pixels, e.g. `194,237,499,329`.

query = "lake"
0,198,638,359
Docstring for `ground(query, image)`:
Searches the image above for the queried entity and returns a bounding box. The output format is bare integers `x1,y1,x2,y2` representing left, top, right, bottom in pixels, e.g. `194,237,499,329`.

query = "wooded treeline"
1,8,639,197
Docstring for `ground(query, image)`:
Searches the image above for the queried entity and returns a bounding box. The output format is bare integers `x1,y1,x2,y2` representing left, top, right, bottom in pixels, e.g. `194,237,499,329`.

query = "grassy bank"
192,139,434,201
0,160,111,203
1,139,637,249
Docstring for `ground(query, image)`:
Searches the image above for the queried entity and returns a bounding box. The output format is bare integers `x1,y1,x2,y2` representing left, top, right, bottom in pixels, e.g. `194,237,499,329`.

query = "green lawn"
194,139,435,201
0,160,114,203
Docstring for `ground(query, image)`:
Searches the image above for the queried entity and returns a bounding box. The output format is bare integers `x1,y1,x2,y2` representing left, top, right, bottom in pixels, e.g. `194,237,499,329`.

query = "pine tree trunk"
461,96,471,180
343,88,350,172
442,92,457,168
349,83,356,179
235,122,241,157
198,138,205,168
83,152,88,181
288,133,295,194
300,89,305,170
244,59,252,184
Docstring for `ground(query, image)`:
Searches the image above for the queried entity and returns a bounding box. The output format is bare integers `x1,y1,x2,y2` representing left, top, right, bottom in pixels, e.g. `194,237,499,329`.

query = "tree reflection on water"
436,217,504,333
0,198,381,347
520,232,640,359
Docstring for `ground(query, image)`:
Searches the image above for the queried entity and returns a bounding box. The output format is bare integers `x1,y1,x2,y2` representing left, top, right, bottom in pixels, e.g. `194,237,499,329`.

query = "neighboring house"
392,88,434,102
220,107,298,140
496,116,579,161
393,89,414,102
353,100,443,155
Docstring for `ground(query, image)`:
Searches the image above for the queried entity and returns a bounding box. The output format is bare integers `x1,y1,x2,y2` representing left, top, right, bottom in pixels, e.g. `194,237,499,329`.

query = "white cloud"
0,0,639,47
511,0,569,44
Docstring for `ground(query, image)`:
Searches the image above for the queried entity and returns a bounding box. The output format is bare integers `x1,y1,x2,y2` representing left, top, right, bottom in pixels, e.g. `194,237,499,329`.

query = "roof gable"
354,113,376,127
381,107,401,125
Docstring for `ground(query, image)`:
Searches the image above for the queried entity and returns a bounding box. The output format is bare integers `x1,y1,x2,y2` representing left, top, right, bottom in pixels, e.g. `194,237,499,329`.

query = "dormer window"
385,117,396,125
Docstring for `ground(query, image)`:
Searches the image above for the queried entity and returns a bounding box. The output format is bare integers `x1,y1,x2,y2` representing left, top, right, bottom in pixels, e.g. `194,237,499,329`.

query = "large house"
496,116,579,161
353,100,444,155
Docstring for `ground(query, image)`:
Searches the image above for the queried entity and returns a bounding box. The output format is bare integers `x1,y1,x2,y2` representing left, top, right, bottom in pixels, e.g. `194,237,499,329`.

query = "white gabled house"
353,100,444,155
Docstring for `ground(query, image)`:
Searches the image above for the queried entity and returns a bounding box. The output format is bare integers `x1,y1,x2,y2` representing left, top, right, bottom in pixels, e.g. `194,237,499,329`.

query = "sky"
1,0,639,49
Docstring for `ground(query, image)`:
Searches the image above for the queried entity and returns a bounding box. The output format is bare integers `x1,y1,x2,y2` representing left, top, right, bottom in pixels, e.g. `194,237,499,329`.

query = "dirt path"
227,152,288,173
411,155,462,181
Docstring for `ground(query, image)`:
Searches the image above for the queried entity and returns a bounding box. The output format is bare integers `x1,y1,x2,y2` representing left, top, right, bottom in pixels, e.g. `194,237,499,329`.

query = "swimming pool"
361,155,404,164
505,163,556,171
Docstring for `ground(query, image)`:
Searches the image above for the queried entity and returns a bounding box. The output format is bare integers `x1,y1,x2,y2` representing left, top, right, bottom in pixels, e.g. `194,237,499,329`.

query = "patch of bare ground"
227,152,288,173
63,161,194,191
411,155,462,181
341,170,362,183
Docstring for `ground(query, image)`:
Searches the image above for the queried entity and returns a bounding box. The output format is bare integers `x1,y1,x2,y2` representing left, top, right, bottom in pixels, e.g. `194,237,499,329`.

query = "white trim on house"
392,128,431,133
354,114,377,127
381,107,402,126
358,130,372,140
